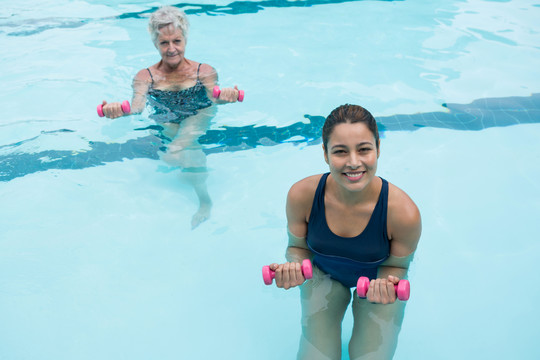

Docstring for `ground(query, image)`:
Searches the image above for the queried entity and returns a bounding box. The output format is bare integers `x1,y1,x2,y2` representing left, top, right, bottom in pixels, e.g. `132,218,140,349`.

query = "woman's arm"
379,183,422,278
269,176,318,289
130,69,152,114
198,63,240,104
368,183,421,303
100,69,150,118
285,178,314,262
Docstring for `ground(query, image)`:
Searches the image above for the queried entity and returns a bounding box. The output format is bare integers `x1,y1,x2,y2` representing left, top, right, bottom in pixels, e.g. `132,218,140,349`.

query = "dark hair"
322,104,379,151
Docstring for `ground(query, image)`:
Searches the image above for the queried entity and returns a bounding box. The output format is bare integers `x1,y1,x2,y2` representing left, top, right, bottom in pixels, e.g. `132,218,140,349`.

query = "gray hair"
148,6,189,45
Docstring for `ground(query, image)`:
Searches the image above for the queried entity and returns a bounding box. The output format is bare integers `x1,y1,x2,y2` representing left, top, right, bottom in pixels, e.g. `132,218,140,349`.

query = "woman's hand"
215,85,240,103
101,100,125,119
366,275,400,304
269,262,306,290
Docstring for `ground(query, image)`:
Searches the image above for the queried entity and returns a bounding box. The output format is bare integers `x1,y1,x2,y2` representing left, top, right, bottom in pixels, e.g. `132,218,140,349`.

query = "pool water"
1,1,539,359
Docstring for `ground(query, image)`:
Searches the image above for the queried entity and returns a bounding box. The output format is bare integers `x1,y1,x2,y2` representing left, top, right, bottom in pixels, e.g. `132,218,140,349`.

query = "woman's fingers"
368,279,379,303
281,262,294,289
102,101,123,119
367,278,398,304
275,263,289,288
274,262,305,289
291,262,302,286
218,87,240,102
384,279,396,303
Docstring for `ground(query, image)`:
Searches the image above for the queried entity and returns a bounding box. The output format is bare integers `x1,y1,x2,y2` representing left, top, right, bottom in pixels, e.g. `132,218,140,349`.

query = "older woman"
101,6,240,229
268,104,421,359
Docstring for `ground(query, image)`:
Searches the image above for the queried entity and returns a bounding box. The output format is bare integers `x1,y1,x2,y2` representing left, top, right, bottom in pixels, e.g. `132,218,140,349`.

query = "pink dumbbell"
97,100,131,117
356,276,410,301
213,86,244,102
262,259,313,285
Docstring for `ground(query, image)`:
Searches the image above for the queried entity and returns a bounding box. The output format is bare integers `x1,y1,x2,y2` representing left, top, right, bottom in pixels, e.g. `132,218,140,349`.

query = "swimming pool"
1,0,539,359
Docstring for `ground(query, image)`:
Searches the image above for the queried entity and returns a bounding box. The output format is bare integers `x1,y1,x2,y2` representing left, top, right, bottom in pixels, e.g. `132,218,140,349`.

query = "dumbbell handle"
262,259,313,285
356,276,410,301
213,86,244,102
97,100,130,117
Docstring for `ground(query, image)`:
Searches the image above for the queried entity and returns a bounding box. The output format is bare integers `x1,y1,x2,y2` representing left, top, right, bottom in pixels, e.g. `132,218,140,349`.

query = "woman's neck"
158,57,191,73
327,174,381,206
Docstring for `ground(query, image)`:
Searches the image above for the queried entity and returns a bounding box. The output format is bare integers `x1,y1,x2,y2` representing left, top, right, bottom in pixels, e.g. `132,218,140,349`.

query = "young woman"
269,104,421,359
101,6,241,229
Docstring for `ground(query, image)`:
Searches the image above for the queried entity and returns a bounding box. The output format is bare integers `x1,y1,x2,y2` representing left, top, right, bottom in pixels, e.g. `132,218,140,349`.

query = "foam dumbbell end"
356,276,410,301
97,100,131,117
213,86,244,102
262,259,313,285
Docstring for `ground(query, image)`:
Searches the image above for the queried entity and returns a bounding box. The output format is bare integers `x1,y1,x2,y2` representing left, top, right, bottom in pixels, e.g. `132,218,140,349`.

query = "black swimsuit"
306,173,391,287
146,63,213,124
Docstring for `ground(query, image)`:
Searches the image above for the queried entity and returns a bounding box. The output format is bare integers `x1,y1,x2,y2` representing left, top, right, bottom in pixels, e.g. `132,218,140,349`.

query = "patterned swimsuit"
146,63,212,124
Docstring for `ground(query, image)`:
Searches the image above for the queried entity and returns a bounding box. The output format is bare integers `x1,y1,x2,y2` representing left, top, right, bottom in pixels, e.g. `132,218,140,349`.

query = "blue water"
1,1,540,359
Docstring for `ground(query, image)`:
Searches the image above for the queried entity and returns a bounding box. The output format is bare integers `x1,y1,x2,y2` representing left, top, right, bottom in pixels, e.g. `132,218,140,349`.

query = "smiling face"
323,122,380,193
156,24,186,68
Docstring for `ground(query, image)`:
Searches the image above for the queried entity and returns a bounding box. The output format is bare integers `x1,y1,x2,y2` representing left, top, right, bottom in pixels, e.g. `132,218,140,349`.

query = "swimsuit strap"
196,63,202,81
309,173,330,223
380,177,389,241
147,68,154,85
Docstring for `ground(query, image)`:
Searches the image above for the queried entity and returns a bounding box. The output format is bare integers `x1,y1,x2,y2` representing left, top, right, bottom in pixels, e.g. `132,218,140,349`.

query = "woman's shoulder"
197,63,216,75
287,174,324,204
286,174,324,224
386,180,422,250
197,63,217,78
196,63,218,84
134,67,153,82
387,181,420,222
